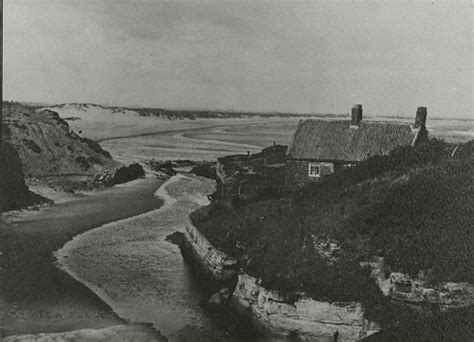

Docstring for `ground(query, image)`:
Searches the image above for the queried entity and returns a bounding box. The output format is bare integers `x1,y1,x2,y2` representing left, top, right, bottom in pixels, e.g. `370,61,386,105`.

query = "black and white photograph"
1,1,473,341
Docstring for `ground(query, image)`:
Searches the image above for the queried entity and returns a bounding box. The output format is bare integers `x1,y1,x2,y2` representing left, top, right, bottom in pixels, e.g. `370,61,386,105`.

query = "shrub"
23,139,42,153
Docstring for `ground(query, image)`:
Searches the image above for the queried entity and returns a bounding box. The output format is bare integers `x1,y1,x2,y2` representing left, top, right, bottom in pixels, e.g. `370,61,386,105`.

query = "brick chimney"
414,107,427,129
351,104,363,126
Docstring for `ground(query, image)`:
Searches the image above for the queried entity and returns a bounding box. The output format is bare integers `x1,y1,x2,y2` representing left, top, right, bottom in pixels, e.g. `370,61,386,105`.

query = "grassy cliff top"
193,139,474,302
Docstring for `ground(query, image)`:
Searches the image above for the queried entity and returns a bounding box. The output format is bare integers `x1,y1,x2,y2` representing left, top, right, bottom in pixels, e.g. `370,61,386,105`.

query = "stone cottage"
285,105,429,189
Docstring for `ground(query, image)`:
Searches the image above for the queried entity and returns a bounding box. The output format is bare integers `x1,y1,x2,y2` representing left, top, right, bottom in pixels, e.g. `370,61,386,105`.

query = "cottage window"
308,163,321,177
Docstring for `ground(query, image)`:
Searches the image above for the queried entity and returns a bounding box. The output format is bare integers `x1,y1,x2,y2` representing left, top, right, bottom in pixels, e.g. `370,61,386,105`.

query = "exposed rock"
204,288,232,309
310,235,341,264
147,160,177,177
93,163,145,187
390,272,413,293
165,232,184,246
146,159,216,179
231,273,379,341
1,142,49,211
363,257,474,309
181,215,379,340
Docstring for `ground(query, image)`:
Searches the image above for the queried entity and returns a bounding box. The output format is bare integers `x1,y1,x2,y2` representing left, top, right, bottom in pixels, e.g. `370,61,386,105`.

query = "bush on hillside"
193,139,474,340
194,139,474,291
300,138,453,198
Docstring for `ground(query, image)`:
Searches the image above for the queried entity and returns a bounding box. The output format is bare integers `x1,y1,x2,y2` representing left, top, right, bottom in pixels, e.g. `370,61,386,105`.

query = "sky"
3,0,473,118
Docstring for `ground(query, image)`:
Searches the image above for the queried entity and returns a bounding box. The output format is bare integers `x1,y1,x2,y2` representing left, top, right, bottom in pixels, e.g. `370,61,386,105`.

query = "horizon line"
6,99,474,122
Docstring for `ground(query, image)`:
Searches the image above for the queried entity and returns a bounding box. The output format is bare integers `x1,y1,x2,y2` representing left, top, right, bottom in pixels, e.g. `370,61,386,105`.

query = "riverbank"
1,177,165,338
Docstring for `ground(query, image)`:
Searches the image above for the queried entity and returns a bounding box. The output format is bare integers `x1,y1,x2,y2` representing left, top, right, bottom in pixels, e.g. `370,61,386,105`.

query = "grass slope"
192,139,473,338
2,102,120,177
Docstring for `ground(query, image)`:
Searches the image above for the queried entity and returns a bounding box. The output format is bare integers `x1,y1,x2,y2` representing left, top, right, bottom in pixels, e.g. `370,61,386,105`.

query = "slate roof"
287,119,419,162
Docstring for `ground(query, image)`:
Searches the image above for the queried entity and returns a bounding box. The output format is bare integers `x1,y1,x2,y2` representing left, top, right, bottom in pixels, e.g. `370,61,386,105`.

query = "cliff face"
181,215,380,340
364,258,474,310
2,102,121,178
232,273,379,341
1,142,48,211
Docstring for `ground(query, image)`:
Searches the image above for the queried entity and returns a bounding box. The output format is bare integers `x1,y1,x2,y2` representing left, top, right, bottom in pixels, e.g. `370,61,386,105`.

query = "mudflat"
1,177,164,337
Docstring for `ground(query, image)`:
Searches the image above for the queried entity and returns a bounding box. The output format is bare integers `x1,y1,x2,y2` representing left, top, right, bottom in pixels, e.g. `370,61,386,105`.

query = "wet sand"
1,177,165,338
54,175,252,341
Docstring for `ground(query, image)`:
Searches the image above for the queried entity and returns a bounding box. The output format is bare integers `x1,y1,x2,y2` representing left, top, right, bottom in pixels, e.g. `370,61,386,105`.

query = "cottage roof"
287,119,419,162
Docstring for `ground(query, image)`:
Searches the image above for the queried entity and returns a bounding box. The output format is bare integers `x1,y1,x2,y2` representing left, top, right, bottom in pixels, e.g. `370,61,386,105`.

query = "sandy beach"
1,177,165,338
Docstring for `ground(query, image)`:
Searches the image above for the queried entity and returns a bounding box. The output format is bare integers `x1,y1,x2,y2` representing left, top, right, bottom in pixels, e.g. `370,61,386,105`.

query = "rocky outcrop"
232,273,379,341
181,216,379,340
181,218,238,292
1,142,49,211
93,163,145,187
146,159,216,180
363,257,474,311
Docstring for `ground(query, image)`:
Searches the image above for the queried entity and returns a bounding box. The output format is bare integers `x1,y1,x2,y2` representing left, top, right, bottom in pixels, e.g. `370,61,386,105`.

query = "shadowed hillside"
1,142,49,211
3,102,120,177
2,102,147,207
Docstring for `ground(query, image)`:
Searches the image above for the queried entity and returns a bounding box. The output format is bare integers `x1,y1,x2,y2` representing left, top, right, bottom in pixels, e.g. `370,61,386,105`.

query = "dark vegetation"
215,144,287,204
78,136,112,158
23,139,42,153
192,139,473,336
365,305,474,342
123,106,346,120
146,159,216,179
191,162,217,179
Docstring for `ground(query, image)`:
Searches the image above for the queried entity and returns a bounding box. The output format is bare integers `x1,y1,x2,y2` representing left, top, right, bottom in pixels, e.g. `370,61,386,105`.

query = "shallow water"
55,175,260,341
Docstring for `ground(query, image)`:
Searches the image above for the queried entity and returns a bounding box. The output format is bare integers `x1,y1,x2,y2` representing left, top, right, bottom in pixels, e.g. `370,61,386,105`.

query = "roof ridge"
288,118,419,162
301,118,412,126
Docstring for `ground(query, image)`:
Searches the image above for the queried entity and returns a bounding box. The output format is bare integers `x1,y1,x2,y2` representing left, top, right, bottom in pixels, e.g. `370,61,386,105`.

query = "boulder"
93,163,145,187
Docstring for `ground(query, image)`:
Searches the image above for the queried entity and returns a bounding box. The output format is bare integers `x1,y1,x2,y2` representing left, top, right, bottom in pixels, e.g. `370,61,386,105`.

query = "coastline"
1,177,165,338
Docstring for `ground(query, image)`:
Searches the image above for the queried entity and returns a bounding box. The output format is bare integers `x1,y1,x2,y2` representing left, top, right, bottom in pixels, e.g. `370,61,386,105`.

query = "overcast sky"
3,0,472,118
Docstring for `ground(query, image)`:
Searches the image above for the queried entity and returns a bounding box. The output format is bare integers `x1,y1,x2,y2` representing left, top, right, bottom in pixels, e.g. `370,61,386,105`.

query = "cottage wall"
285,159,334,190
